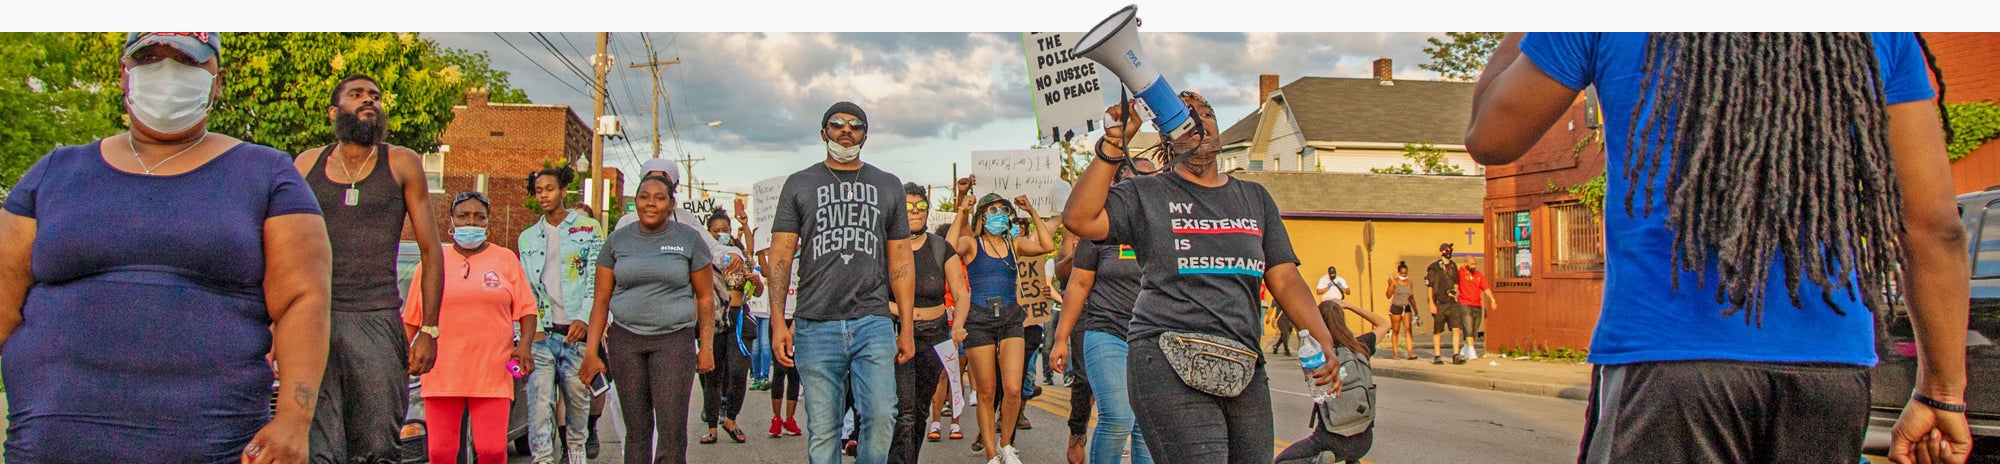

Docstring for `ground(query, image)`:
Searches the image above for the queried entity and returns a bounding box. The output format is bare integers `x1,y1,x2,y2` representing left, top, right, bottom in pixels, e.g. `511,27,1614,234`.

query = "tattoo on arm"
891,262,912,280
292,383,316,409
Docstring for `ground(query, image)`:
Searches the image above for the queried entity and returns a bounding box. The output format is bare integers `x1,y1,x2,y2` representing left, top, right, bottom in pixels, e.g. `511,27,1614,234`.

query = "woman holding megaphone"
1061,91,1351,464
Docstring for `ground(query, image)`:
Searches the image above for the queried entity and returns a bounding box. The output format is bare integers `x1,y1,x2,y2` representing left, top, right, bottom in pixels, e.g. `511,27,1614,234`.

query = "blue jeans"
751,316,773,381
1083,331,1154,464
527,333,591,462
795,315,899,464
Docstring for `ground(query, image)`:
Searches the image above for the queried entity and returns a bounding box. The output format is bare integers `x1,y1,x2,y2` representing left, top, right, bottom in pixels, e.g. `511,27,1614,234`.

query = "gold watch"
418,325,441,339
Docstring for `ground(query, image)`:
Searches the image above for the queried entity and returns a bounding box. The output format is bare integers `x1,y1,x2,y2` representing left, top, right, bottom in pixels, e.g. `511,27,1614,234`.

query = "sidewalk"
1365,353,1593,401
1264,336,1593,401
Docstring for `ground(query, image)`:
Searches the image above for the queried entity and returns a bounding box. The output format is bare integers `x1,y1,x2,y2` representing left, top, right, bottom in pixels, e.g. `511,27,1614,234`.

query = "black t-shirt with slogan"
1073,239,1144,340
772,162,912,322
1103,173,1298,354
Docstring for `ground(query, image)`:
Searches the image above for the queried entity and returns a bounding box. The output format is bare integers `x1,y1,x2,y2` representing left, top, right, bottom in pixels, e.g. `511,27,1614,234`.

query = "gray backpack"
1313,346,1377,436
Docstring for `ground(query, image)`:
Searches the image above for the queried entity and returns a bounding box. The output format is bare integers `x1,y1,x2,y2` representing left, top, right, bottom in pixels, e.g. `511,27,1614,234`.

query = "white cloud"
426,31,1456,193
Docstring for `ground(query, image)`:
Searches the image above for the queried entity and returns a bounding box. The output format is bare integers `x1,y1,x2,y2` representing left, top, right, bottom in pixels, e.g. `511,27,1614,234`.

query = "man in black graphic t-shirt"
1425,242,1463,364
767,101,917,464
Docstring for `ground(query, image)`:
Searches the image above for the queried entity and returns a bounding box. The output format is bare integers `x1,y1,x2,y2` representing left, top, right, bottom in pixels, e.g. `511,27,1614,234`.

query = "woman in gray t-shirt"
579,174,716,463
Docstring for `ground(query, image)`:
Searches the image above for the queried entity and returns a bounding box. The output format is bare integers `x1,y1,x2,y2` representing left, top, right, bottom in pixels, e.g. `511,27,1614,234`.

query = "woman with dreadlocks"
1466,33,1971,463
1063,90,1346,463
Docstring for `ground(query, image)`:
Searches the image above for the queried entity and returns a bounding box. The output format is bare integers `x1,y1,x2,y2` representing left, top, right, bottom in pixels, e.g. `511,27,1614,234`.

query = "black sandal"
727,426,748,443
699,433,718,444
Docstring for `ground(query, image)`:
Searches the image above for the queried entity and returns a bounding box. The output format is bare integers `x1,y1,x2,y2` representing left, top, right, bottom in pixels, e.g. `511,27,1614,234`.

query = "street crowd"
0,30,1978,464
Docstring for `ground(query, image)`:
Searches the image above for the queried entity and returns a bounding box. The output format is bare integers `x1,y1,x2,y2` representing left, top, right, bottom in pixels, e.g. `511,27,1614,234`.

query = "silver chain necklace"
128,132,208,175
333,145,375,206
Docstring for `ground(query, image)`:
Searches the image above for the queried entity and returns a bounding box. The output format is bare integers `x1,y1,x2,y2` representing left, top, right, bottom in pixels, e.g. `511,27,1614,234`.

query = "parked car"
1863,188,2000,463
395,242,532,463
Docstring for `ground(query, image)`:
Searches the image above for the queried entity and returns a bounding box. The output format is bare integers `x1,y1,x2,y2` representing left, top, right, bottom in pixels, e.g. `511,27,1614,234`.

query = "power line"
491,32,588,97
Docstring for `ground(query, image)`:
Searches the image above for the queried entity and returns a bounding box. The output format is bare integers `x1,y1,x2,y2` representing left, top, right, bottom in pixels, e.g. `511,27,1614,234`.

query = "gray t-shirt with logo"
1103,174,1299,353
597,220,714,335
771,162,911,322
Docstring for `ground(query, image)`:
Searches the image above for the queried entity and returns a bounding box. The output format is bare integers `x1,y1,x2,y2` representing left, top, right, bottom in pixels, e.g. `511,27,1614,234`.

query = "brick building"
1924,33,2000,194
403,88,592,249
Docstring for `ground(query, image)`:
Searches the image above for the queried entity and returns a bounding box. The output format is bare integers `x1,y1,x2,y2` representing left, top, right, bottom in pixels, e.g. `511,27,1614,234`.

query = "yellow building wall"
1266,216,1486,341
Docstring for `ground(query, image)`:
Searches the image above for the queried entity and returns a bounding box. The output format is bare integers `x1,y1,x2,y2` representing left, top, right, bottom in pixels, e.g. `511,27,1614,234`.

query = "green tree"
1420,32,1503,82
1371,142,1464,175
0,32,530,188
0,33,125,187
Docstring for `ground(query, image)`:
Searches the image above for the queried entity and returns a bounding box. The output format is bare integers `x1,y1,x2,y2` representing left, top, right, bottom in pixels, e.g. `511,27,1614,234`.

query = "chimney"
1258,74,1279,105
1373,57,1394,85
466,87,489,107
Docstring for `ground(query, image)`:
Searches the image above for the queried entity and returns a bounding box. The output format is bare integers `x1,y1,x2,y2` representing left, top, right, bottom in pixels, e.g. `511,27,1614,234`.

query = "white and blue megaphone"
1072,4,1195,140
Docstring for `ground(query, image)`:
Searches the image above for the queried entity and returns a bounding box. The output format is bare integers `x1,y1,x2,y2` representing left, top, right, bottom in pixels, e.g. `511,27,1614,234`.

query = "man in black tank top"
293,74,444,464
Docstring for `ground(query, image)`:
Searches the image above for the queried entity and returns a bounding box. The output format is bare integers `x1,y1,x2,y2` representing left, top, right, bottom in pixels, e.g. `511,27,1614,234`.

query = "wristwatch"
418,325,441,339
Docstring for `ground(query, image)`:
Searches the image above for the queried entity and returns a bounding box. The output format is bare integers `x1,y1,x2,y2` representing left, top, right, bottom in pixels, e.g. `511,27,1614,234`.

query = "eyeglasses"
826,116,867,132
908,201,928,211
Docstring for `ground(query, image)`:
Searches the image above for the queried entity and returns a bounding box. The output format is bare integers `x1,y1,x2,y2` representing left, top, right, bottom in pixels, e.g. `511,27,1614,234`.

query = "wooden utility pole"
629,44,679,160
589,32,611,226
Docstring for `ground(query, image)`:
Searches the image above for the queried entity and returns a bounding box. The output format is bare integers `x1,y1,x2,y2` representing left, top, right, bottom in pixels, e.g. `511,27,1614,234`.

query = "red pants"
423,396,510,464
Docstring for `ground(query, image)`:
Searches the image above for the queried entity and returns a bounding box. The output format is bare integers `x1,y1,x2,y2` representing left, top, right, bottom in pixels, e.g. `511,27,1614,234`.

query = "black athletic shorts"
1578,360,1868,463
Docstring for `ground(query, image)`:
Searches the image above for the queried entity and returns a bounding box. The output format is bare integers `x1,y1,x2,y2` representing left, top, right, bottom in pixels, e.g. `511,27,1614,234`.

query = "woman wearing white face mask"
0,33,332,463
401,191,539,464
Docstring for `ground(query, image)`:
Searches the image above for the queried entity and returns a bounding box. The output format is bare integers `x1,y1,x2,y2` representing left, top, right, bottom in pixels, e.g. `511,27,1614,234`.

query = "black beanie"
823,101,867,130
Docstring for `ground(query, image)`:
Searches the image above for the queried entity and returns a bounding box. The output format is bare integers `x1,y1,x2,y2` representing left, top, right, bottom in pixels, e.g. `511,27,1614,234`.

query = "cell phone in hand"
590,373,611,397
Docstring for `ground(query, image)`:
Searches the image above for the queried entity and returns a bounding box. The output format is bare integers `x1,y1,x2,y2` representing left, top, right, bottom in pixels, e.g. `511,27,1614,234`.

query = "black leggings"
1066,334,1094,437
701,308,752,427
769,353,802,402
1127,336,1274,464
889,317,949,464
607,324,699,464
1276,425,1373,464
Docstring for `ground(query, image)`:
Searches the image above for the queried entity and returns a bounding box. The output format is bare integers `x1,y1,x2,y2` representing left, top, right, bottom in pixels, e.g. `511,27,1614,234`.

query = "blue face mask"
983,211,1012,236
452,226,488,248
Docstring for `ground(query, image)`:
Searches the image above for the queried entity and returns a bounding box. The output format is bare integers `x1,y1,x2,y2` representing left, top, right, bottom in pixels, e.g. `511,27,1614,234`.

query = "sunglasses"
453,191,490,207
908,201,929,211
826,116,867,132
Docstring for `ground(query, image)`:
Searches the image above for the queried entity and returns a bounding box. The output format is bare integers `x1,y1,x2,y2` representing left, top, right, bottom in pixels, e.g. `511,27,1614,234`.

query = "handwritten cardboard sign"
751,175,786,252
1017,254,1055,326
971,149,1065,218
1022,32,1105,145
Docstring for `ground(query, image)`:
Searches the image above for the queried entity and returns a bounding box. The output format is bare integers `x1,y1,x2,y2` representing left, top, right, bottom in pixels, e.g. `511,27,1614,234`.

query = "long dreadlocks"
1626,33,1906,327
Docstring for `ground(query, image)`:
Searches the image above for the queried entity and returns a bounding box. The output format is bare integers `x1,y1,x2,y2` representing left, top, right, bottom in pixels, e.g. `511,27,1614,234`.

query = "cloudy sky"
425,31,1452,197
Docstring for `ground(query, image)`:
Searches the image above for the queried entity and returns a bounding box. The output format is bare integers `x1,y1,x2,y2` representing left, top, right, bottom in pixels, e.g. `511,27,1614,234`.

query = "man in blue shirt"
1466,33,1972,463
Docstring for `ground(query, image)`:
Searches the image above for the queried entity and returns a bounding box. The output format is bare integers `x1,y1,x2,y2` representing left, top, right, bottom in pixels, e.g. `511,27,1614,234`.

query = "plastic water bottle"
1295,330,1334,402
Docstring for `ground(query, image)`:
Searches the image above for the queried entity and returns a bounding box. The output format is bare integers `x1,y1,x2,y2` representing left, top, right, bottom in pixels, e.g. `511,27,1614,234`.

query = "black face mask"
334,106,386,144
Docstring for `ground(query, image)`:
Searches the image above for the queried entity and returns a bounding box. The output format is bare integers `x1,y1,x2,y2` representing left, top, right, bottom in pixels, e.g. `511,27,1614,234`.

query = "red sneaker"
769,417,784,438
783,417,803,436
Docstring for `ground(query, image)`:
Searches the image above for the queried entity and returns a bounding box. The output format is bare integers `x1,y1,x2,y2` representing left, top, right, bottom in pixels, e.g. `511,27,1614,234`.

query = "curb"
1370,365,1592,401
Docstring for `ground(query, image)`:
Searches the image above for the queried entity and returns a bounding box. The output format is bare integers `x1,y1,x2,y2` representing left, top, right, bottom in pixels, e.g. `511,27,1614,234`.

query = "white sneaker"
1001,445,1024,464
566,446,588,464
987,457,1003,464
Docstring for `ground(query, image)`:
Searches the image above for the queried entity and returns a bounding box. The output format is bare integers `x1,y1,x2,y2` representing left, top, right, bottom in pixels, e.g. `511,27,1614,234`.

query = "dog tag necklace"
335,146,374,206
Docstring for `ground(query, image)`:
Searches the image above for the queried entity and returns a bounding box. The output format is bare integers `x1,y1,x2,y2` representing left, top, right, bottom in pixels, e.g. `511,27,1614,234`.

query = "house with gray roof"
1219,58,1483,176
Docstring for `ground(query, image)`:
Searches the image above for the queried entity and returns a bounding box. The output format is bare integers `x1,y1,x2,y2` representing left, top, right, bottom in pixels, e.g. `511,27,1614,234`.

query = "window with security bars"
1551,202,1606,273
423,152,445,194
1494,210,1529,280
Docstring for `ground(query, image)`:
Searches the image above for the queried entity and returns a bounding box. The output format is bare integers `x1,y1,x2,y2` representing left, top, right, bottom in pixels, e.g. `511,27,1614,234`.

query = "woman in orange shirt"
403,191,540,463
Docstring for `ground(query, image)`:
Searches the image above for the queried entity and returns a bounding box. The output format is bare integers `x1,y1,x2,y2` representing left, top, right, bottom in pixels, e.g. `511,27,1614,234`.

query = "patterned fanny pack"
1157,331,1259,398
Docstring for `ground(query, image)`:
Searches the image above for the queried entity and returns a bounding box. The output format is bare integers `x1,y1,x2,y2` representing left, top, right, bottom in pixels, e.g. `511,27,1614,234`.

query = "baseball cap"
640,158,681,187
124,32,221,63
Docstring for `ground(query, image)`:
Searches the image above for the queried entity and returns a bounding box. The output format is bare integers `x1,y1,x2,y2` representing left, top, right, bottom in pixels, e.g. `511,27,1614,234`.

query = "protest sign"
1022,32,1105,146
